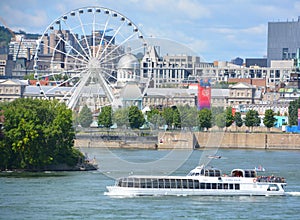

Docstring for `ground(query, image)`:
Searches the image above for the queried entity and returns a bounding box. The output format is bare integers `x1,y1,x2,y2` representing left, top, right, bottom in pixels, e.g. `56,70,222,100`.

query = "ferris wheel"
34,6,149,111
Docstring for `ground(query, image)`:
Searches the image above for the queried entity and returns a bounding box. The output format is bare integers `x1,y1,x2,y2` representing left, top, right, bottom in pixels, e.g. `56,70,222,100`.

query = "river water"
1,148,300,219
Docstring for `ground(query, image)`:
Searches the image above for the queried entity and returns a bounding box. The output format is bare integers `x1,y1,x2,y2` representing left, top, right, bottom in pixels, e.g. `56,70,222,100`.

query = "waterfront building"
267,17,300,65
226,82,258,107
0,79,28,102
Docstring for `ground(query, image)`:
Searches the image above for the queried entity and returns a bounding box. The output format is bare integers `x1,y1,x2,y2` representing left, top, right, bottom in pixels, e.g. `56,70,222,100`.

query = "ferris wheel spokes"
76,12,92,58
95,15,111,59
98,30,141,64
99,44,145,67
97,20,125,60
62,20,90,59
51,30,90,63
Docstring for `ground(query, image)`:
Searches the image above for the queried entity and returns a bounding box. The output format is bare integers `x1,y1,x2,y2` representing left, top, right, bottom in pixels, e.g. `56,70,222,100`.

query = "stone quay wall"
75,132,300,150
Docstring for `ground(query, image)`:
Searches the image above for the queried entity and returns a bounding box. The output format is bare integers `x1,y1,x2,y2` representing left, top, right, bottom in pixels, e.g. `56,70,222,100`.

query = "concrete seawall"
75,132,300,150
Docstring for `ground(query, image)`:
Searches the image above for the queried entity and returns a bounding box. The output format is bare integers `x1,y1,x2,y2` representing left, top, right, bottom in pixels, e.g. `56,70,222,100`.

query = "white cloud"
177,0,210,19
1,4,48,32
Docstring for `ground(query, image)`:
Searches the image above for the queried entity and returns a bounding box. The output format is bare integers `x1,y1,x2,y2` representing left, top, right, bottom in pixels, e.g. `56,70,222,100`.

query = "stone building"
0,79,28,102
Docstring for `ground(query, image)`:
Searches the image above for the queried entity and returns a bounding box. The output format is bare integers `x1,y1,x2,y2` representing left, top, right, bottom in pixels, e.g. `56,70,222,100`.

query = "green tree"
0,98,81,170
162,107,174,128
215,112,226,130
98,106,113,128
263,109,276,132
146,108,165,129
113,107,129,128
288,97,300,125
78,105,93,128
198,108,212,131
234,112,243,128
172,107,181,129
23,73,35,80
244,109,260,132
128,106,145,129
177,105,198,128
225,107,234,129
148,113,165,129
146,108,160,122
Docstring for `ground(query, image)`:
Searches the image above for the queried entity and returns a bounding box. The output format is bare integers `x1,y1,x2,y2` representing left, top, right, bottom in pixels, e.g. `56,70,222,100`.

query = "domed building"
117,53,140,85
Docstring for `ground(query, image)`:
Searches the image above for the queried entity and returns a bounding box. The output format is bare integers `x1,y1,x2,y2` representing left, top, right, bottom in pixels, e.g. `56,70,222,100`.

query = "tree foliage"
225,107,234,128
234,112,243,127
172,107,181,129
128,106,145,129
162,107,174,128
161,106,182,129
244,109,260,131
78,105,93,128
215,112,226,129
113,107,130,128
98,106,113,128
288,97,300,125
0,26,13,48
263,109,276,131
177,105,198,128
0,98,81,170
146,108,164,129
198,108,212,131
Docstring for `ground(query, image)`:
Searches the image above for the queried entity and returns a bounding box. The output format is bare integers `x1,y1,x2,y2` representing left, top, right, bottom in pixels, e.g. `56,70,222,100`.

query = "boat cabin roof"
187,166,222,177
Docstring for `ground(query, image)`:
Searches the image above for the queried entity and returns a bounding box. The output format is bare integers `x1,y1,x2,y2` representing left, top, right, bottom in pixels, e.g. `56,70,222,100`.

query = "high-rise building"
267,17,300,66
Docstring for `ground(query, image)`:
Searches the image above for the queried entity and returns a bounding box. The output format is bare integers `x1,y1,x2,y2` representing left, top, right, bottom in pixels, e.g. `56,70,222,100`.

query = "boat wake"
285,192,300,196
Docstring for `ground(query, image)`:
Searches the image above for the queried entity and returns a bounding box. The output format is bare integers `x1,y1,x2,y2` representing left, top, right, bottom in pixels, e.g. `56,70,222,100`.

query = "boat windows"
188,179,194,189
267,184,279,191
146,179,152,188
158,179,164,188
117,178,240,191
133,178,139,188
232,170,243,177
177,179,182,188
212,183,217,189
165,179,171,188
171,179,176,188
218,183,223,189
182,179,188,189
250,171,256,177
200,183,205,189
223,183,228,189
128,178,134,187
215,170,221,177
206,183,211,189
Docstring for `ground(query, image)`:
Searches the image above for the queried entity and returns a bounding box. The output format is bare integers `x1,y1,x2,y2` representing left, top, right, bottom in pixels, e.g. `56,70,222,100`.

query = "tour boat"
105,165,286,196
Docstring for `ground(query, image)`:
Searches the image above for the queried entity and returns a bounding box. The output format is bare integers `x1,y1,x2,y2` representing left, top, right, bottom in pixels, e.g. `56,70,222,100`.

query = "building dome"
117,53,140,70
117,53,140,84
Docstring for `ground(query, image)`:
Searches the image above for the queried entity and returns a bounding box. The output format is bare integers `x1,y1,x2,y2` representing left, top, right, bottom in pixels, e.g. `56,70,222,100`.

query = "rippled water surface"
1,149,300,219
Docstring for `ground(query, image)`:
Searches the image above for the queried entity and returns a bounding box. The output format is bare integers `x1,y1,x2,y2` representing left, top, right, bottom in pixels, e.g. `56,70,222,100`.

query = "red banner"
198,85,211,110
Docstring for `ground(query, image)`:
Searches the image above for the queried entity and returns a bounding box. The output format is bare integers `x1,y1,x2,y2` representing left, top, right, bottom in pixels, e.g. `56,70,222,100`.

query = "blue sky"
1,0,300,62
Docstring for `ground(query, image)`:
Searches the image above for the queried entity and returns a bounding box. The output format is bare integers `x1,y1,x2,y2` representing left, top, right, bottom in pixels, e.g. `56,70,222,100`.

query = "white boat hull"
105,183,285,197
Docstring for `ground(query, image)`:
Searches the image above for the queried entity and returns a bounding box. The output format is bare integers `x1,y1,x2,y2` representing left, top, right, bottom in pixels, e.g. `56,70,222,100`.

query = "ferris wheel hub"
87,57,100,71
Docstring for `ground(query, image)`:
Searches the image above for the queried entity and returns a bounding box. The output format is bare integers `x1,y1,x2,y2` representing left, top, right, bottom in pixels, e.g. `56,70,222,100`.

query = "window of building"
282,48,288,59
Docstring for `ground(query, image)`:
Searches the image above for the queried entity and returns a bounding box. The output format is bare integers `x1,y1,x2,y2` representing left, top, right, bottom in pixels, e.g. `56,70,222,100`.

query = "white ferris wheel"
34,6,149,111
